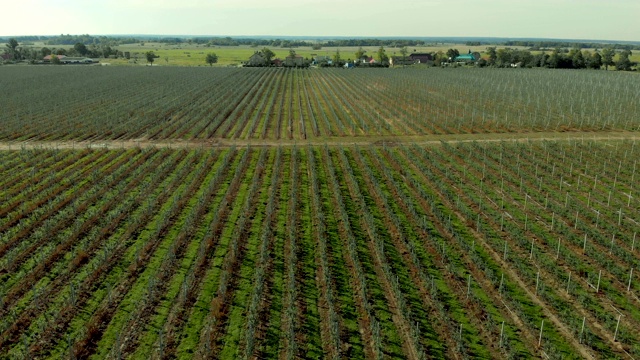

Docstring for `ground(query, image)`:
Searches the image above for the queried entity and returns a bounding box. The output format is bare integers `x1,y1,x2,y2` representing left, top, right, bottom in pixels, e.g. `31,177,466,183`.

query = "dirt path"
0,131,637,150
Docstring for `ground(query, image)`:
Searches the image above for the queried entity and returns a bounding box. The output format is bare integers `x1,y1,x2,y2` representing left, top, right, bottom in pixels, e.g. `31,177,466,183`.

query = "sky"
3,0,639,42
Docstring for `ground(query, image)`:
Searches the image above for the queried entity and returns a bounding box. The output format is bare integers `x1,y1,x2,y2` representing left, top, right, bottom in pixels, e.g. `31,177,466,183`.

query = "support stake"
538,320,544,347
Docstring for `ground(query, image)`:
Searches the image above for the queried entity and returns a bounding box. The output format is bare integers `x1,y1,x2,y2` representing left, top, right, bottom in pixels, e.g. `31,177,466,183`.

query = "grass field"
23,41,517,66
0,66,639,359
19,40,640,67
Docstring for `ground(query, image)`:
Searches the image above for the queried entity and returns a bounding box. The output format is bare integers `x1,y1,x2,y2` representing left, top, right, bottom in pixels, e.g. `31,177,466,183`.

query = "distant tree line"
35,34,137,46
324,39,426,47
480,47,635,71
504,40,640,51
161,37,428,48
2,37,121,63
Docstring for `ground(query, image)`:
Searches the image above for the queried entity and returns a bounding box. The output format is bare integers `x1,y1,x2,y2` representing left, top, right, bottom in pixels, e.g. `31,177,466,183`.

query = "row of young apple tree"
0,142,636,358
2,67,639,141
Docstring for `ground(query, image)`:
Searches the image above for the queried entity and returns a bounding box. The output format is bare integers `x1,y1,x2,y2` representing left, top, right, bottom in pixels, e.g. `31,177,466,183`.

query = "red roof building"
43,55,66,61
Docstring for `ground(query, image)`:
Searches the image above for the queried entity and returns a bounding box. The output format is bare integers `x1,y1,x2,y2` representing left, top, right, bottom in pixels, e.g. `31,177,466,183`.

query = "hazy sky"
3,0,639,41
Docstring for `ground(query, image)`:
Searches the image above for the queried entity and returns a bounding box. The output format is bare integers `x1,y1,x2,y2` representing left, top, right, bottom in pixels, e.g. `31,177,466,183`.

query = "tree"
486,47,497,66
51,55,61,65
5,38,18,54
571,50,585,69
446,48,460,61
547,49,561,69
5,38,19,60
261,47,275,64
616,50,632,71
399,46,409,67
355,46,366,60
587,51,602,69
312,43,322,50
74,42,88,56
496,48,509,67
601,48,615,70
376,46,388,64
333,49,342,66
205,52,218,66
538,53,550,67
145,51,155,65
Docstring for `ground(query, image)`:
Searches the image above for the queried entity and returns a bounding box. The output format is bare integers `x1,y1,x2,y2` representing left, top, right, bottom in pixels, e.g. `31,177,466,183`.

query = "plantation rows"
1,67,639,141
1,141,638,359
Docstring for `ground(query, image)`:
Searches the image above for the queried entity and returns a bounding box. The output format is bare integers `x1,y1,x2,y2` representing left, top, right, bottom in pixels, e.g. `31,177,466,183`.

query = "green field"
1,67,638,142
18,41,519,66
0,67,639,359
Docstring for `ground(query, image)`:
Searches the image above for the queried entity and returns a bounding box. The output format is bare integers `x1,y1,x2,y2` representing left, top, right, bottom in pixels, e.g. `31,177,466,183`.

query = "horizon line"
2,34,639,44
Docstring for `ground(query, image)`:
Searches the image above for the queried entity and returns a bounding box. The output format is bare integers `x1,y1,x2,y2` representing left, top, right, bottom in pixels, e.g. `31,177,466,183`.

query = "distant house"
313,55,330,64
1,53,12,61
284,54,304,67
454,51,480,63
247,52,267,66
43,55,66,62
409,53,432,64
61,57,93,64
389,56,414,67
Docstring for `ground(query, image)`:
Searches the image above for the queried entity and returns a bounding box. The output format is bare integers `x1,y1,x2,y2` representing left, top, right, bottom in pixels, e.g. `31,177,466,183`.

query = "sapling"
610,234,615,255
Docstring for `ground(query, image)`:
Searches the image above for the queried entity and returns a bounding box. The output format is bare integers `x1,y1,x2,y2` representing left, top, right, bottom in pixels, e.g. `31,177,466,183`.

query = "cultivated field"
0,67,639,359
1,67,638,143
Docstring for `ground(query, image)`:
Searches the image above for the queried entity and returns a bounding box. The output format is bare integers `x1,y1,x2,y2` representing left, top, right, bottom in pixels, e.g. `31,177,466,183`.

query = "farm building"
409,53,433,64
61,57,94,64
43,55,66,62
247,52,267,66
284,54,305,67
454,51,480,63
312,55,330,65
389,56,414,67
